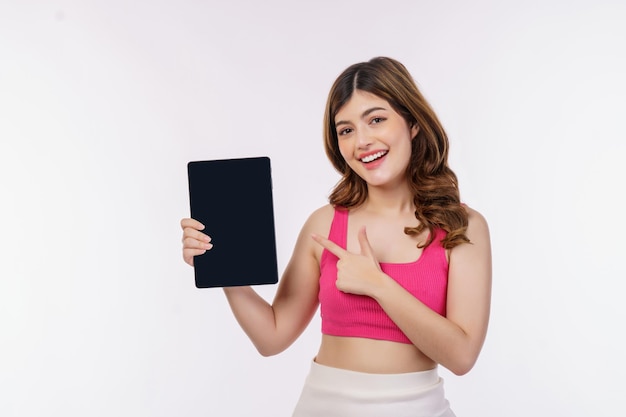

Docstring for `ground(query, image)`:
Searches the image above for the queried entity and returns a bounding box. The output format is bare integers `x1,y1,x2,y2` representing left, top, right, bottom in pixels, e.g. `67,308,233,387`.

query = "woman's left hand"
312,226,386,296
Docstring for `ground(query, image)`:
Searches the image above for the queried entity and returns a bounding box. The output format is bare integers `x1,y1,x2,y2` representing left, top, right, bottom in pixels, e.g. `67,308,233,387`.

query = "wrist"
369,270,394,302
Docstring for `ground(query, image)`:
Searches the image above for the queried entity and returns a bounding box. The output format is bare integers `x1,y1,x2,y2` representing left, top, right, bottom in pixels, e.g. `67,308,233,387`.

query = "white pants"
292,360,456,417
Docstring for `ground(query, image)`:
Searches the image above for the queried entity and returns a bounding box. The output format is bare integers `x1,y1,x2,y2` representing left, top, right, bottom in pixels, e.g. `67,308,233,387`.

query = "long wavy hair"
323,57,469,249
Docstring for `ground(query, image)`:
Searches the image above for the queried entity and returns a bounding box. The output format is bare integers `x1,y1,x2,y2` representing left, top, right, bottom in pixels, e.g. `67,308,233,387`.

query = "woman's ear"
410,123,420,139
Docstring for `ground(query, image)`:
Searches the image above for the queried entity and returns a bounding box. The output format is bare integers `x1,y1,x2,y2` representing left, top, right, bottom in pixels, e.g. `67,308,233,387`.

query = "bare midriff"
315,335,437,374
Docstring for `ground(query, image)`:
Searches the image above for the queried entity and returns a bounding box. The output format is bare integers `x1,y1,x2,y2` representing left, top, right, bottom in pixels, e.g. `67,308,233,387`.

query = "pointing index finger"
311,233,347,258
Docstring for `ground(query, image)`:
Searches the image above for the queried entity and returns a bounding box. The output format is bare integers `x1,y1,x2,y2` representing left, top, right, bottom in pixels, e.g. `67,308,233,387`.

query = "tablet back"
187,157,279,288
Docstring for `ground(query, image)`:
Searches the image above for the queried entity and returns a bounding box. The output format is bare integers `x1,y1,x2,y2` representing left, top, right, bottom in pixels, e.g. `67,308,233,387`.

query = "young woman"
181,57,492,417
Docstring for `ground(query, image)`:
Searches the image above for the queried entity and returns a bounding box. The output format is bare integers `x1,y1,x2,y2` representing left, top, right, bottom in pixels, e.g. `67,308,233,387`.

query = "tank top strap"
321,207,348,269
327,206,348,247
423,227,449,266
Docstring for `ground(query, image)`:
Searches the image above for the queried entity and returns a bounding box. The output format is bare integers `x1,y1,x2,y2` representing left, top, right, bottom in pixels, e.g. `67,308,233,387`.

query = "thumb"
357,226,376,260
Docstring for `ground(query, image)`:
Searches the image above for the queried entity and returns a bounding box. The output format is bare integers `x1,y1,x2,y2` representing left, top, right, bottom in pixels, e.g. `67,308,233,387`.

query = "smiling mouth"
360,150,388,163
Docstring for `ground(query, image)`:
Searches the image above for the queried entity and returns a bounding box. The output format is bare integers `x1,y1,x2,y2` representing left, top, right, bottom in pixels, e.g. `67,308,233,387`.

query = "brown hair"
323,57,469,249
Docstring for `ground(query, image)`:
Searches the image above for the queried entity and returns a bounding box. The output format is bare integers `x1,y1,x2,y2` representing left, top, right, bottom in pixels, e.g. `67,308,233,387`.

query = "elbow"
255,345,279,357
255,341,288,357
257,347,280,357
447,353,479,376
251,327,301,357
449,362,473,376
443,334,486,376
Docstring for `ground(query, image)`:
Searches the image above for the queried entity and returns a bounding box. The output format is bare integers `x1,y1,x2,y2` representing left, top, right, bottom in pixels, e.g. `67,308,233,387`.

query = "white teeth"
361,151,387,163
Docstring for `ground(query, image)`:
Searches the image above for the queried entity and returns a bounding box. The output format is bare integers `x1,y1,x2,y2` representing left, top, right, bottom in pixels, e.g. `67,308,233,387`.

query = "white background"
1,1,625,416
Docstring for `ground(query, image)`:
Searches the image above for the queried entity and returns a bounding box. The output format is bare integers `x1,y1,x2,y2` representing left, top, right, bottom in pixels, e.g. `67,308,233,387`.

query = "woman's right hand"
180,218,213,266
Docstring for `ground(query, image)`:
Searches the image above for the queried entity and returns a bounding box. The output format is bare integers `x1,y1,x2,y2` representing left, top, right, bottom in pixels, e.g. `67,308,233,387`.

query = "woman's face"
334,90,419,189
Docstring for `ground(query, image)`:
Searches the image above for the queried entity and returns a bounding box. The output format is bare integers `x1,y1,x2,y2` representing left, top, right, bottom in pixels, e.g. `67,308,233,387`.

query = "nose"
355,129,373,149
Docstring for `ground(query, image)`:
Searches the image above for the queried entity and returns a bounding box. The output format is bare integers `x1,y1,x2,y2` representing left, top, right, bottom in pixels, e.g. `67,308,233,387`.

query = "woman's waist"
316,335,436,374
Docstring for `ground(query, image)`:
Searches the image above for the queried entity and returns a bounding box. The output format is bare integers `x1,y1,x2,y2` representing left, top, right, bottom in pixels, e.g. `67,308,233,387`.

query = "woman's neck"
362,183,414,215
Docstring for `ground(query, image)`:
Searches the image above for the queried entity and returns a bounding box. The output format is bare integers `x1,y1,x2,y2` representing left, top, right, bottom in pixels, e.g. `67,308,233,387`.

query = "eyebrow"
335,106,388,127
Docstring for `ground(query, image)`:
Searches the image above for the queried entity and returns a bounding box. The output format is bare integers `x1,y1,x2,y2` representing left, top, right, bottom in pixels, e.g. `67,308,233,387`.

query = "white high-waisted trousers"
292,360,456,417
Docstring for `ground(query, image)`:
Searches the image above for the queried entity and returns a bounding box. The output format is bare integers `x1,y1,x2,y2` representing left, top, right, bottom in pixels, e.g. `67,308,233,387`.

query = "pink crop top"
319,207,449,344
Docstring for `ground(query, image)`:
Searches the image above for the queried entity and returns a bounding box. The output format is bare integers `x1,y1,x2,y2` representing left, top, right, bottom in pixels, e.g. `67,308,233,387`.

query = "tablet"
187,157,279,288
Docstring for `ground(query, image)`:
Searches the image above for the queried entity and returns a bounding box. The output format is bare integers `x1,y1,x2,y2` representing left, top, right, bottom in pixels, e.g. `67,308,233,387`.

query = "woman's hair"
323,57,469,249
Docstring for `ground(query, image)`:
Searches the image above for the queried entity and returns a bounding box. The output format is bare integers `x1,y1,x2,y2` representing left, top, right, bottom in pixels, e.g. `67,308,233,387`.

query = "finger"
180,218,205,231
357,226,375,259
183,236,213,250
184,248,207,258
311,233,348,258
184,248,207,266
181,230,211,244
182,228,212,244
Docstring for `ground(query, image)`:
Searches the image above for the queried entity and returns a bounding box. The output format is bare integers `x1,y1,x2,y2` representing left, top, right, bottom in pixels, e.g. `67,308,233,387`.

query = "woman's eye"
338,128,353,136
371,117,385,124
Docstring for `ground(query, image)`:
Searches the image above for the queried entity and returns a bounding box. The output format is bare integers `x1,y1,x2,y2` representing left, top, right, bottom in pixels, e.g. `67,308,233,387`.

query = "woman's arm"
181,206,331,356
312,206,492,375
373,207,492,375
222,213,322,356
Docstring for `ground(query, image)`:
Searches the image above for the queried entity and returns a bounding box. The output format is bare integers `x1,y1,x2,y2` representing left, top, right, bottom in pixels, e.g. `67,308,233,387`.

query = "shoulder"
463,205,490,240
301,204,336,236
449,204,491,261
296,204,336,263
